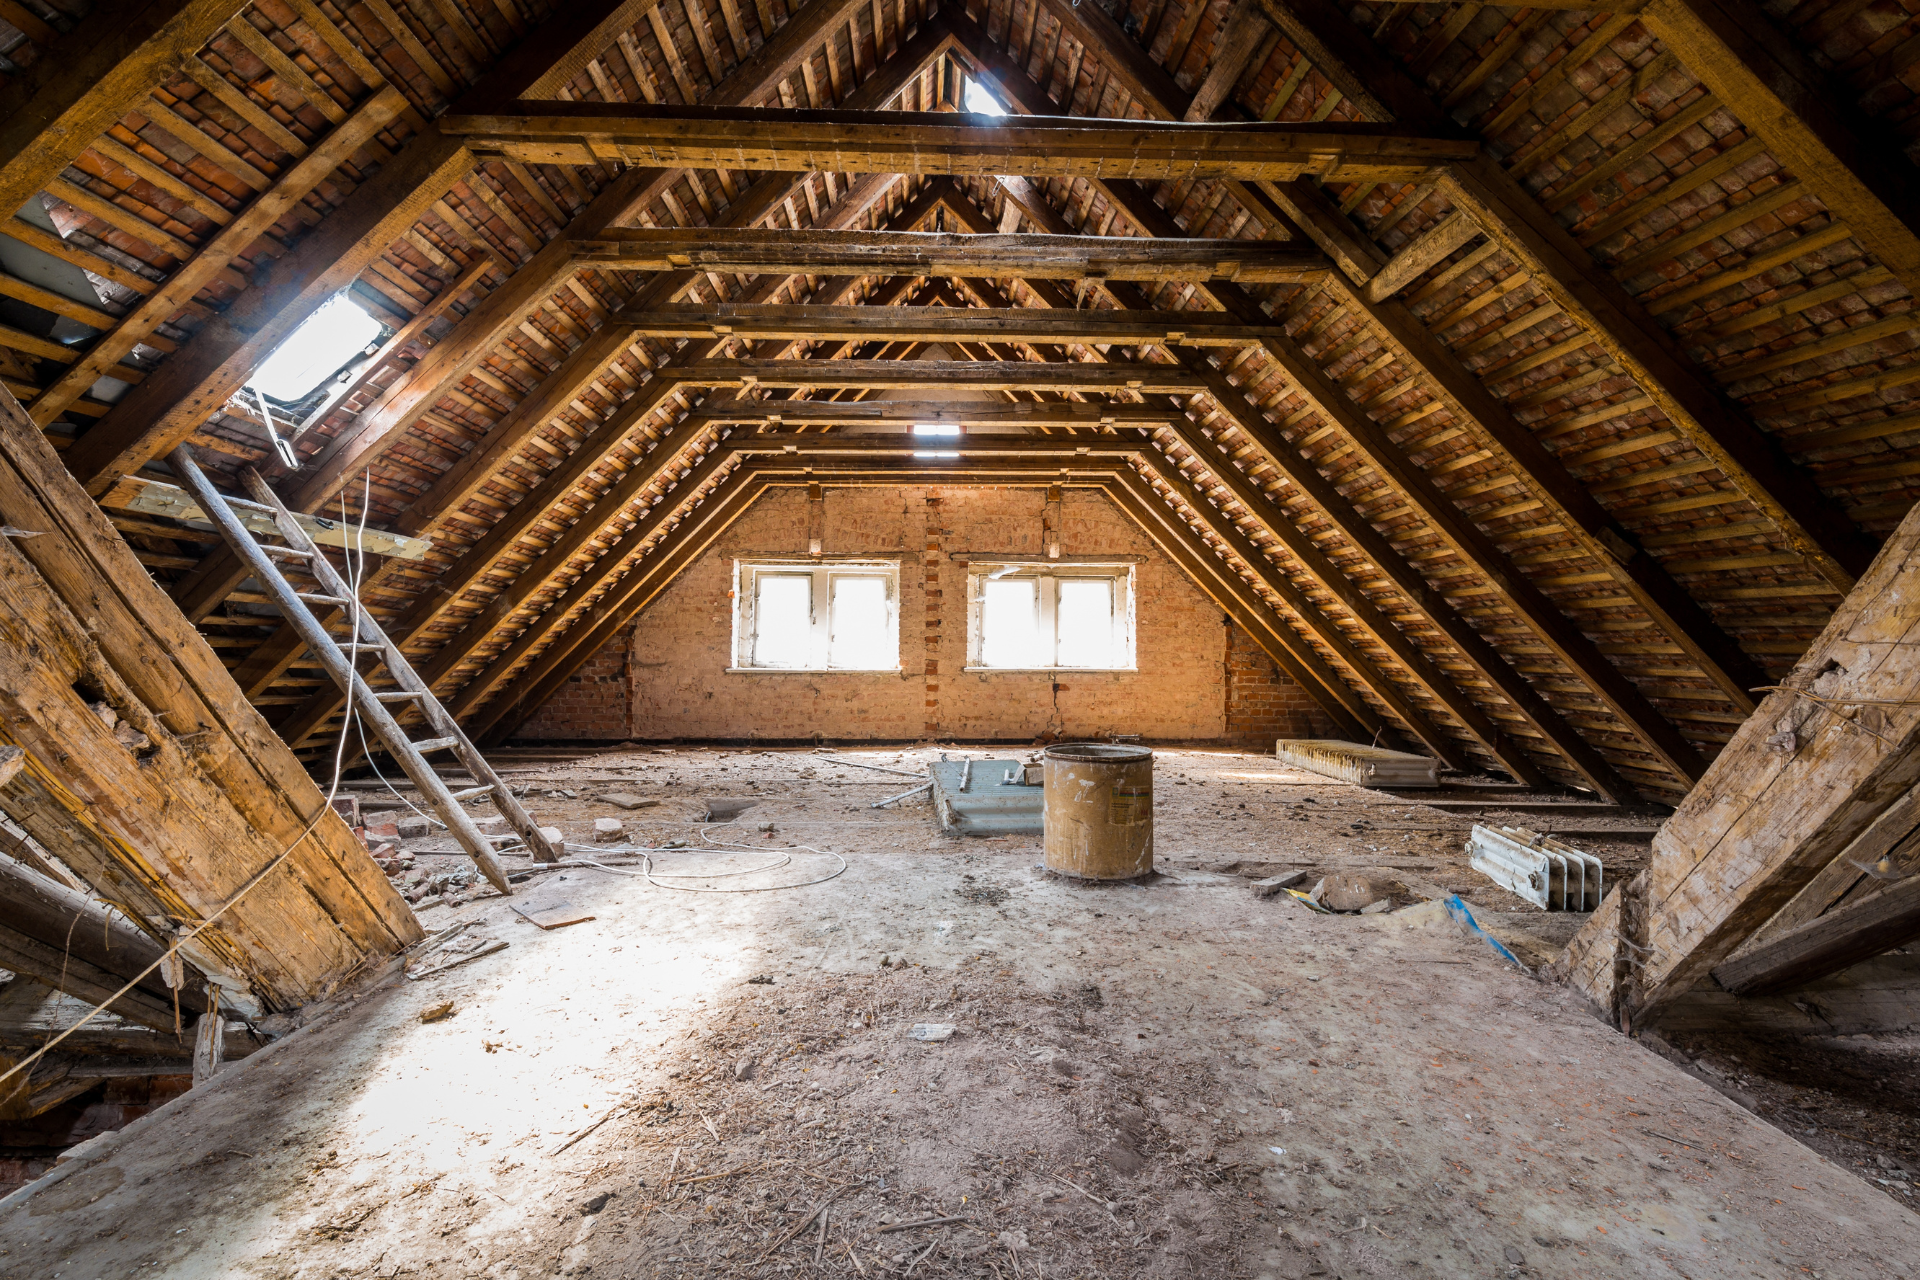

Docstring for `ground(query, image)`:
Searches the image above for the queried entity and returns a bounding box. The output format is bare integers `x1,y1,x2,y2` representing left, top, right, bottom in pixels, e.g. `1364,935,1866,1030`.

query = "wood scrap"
511,900,595,930
404,934,507,980
878,1214,971,1232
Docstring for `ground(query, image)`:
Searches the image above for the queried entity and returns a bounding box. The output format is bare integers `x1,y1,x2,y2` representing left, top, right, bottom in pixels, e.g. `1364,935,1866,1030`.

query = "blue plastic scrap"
1444,895,1529,971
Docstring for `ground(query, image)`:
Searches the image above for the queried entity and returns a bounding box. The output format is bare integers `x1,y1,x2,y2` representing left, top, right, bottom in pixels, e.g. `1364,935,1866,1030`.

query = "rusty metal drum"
1042,743,1154,879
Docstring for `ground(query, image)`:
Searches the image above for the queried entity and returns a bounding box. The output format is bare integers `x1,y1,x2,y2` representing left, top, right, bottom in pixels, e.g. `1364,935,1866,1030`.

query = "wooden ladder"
171,448,561,894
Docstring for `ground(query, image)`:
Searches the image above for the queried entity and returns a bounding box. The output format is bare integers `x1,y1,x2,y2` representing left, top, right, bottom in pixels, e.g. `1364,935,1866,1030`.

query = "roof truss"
8,0,1914,816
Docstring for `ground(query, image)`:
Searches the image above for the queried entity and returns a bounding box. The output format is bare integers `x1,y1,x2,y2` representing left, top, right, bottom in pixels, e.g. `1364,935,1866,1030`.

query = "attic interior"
6,0,1920,1270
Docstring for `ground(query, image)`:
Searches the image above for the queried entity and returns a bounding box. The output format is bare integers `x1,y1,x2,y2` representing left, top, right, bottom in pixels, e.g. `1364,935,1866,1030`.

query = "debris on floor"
512,900,596,930
11,745,1915,1278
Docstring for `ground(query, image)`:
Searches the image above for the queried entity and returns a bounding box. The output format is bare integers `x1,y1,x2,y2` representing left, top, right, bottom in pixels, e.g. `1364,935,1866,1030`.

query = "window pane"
248,294,381,401
752,575,812,667
1055,578,1115,667
980,577,1042,667
829,575,892,668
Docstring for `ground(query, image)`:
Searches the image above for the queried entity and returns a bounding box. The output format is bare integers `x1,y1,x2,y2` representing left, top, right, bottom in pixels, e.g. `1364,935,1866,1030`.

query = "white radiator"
1467,824,1604,912
1273,739,1439,788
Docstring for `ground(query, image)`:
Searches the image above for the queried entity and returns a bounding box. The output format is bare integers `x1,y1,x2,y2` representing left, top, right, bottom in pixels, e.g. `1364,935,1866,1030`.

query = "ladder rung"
298,593,351,606
261,545,312,559
341,642,386,651
410,737,459,753
448,785,492,801
374,690,420,701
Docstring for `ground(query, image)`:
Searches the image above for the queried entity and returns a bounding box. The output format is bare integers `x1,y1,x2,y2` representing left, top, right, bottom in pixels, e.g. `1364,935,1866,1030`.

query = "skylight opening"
248,294,381,403
962,77,1007,117
912,424,962,436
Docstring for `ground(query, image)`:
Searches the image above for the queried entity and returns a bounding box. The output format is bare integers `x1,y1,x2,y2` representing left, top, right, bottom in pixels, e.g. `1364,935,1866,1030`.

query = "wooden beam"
1712,873,1920,996
1739,782,1920,951
1130,449,1473,769
731,435,1145,456
446,104,1475,182
1245,179,1769,719
0,0,246,229
30,86,410,428
0,849,201,1031
57,0,763,496
1270,0,1880,594
1183,0,1272,123
1632,501,1920,1021
1644,0,1920,307
688,399,1178,427
1364,210,1478,304
660,358,1211,393
575,228,1329,281
1101,473,1376,742
0,920,183,1036
0,392,419,1008
620,302,1300,346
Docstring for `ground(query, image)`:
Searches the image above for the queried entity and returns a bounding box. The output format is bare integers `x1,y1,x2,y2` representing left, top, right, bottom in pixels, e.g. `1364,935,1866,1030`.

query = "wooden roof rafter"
28,0,1918,803
944,12,1679,795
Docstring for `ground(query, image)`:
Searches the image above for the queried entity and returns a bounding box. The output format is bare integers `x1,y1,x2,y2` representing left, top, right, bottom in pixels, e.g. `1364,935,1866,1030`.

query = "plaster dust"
4,749,1917,1279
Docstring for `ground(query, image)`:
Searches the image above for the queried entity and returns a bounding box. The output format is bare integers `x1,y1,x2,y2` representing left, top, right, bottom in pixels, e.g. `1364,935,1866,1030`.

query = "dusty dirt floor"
2,745,1918,1279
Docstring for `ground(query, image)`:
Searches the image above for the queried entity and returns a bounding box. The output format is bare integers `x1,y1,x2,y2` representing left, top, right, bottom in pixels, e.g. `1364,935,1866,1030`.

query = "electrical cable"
532,821,849,894
345,471,457,836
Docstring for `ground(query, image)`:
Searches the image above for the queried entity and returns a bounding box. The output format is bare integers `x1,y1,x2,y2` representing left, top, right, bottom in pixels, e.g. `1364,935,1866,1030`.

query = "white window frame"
729,559,901,672
965,563,1137,672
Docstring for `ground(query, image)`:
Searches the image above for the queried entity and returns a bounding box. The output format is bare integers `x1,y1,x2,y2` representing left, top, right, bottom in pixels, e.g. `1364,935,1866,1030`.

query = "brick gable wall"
514,485,1330,746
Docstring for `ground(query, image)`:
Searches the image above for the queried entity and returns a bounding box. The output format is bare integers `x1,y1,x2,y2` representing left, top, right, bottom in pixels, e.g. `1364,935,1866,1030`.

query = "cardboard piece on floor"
513,901,595,930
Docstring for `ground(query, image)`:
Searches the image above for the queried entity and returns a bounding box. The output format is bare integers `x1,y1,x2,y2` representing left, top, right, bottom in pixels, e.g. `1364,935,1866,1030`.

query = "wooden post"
191,994,223,1088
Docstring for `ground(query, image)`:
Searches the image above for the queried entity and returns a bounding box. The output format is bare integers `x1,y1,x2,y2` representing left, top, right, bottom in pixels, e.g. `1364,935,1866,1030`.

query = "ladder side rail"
170,450,512,896
237,470,562,865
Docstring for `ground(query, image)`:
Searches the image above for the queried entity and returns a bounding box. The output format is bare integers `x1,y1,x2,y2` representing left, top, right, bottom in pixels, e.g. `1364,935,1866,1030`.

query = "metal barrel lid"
1043,743,1153,764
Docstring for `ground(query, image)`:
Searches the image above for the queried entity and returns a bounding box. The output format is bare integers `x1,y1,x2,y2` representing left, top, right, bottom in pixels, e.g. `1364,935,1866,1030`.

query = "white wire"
343,472,460,837
536,822,849,893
